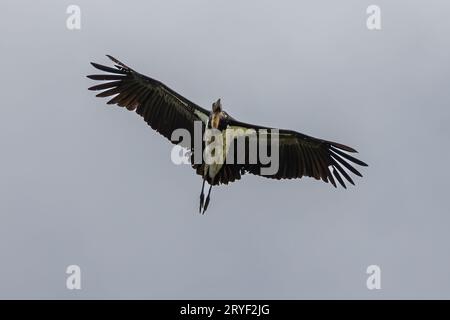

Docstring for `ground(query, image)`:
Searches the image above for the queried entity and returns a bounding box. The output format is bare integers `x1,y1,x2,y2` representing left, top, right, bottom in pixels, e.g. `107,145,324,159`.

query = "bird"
87,55,368,214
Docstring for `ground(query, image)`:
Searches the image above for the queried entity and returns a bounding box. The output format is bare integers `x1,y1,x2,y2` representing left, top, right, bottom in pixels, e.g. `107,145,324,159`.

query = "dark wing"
226,119,368,188
87,55,210,147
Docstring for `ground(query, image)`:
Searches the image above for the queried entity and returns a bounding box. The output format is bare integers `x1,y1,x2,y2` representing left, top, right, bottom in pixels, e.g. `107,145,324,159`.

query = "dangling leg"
199,177,206,214
202,183,213,214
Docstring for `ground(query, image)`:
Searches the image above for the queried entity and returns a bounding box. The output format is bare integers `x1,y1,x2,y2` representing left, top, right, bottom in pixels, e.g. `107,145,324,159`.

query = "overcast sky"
1,0,450,299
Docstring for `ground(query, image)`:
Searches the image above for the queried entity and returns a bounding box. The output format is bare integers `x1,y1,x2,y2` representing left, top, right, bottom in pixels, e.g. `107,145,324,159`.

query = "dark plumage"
88,55,368,213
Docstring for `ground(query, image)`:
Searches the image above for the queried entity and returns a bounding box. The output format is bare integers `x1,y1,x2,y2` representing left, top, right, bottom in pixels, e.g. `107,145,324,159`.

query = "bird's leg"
202,184,213,214
199,177,206,214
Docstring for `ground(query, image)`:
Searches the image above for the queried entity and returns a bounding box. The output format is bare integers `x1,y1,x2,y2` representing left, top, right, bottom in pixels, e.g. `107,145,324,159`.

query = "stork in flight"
87,55,368,214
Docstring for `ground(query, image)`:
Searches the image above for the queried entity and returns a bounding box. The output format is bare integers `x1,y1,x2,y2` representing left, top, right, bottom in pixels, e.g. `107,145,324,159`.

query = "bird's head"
212,98,222,113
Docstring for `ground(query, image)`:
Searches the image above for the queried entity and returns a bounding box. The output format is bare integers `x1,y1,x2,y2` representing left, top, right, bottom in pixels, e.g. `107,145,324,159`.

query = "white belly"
204,128,228,182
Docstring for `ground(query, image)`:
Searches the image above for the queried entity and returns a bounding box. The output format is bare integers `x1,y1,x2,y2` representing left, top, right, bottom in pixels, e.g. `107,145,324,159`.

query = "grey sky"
1,0,449,299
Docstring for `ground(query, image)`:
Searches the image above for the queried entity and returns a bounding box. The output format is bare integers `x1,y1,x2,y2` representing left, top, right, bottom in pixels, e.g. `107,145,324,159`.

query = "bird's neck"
211,111,223,129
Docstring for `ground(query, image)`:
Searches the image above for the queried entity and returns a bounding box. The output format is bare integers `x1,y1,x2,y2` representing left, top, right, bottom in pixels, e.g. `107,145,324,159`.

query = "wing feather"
87,56,210,148
225,118,368,188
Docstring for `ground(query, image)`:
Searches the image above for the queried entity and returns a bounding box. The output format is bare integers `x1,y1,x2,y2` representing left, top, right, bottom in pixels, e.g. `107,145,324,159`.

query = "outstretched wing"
226,119,368,188
87,55,209,147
